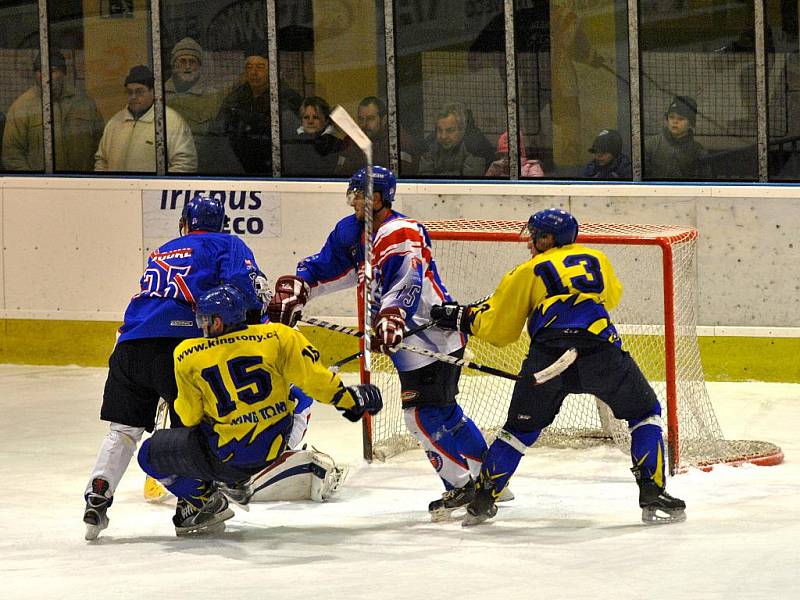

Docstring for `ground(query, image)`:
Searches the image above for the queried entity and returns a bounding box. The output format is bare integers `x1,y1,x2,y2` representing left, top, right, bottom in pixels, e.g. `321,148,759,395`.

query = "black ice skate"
218,480,254,511
633,467,686,525
428,479,475,522
84,478,112,541
461,479,498,527
173,491,234,536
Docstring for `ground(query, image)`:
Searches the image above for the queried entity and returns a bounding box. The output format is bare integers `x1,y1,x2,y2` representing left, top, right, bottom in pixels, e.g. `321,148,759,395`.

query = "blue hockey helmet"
181,194,225,233
526,208,579,247
347,165,396,207
195,284,247,336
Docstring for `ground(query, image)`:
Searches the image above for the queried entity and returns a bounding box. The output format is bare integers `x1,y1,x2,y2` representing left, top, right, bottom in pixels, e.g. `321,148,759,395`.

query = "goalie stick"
302,317,578,384
143,398,170,502
330,105,374,373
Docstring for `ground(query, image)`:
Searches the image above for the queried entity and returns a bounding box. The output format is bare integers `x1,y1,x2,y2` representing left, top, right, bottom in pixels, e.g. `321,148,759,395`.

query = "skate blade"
84,521,107,541
429,506,467,523
641,507,687,525
461,505,498,527
219,489,252,512
83,513,108,541
175,508,234,536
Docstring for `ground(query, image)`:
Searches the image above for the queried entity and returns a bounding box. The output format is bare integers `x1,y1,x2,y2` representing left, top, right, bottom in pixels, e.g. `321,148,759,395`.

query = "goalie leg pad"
250,449,347,502
404,406,471,490
85,422,145,498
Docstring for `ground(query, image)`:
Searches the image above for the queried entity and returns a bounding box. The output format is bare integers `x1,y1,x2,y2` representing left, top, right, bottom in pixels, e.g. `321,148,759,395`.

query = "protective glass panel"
46,0,154,174
161,0,269,176
278,0,387,178
515,0,632,180
640,0,758,181
394,1,506,179
765,0,799,181
0,1,42,173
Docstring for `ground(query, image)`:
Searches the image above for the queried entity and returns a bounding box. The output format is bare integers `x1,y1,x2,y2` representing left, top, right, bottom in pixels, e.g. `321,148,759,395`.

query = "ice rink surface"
1,364,798,600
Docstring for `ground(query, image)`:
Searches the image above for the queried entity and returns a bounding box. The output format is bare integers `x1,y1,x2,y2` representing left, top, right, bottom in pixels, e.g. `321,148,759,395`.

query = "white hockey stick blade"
330,105,372,162
532,347,578,384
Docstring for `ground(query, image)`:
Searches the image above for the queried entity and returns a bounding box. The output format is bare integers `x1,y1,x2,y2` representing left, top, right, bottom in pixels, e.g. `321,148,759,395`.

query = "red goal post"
362,219,784,474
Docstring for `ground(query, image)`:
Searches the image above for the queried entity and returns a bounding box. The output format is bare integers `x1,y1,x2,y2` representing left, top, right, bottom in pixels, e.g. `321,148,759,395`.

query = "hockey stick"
329,318,441,373
330,105,374,373
303,317,578,384
143,398,170,502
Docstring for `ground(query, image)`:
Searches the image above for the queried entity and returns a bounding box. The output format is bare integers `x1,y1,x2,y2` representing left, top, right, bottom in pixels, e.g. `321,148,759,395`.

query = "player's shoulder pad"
332,214,362,244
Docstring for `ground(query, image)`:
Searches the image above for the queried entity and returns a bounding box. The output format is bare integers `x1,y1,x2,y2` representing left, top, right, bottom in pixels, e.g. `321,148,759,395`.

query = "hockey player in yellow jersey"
431,208,685,526
137,284,382,535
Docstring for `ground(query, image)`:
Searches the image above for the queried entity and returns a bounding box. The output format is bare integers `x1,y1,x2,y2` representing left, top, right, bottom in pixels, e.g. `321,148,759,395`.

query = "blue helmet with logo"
195,284,246,336
181,194,225,233
347,165,396,207
527,208,579,247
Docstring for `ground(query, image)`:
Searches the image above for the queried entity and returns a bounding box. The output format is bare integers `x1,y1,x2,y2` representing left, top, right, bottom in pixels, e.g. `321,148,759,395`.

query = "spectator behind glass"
485,131,545,178
94,65,197,173
165,37,241,174
644,95,711,180
581,129,631,179
218,51,272,175
418,103,486,177
335,96,420,176
282,95,344,177
2,50,103,172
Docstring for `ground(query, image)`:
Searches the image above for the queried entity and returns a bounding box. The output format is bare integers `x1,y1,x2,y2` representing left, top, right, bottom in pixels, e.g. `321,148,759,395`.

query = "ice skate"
218,480,253,511
633,467,686,524
461,479,498,527
173,491,234,536
428,479,475,522
83,478,112,541
497,487,514,503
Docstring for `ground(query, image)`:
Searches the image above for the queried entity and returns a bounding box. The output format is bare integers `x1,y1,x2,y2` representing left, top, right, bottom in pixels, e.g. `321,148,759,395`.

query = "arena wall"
0,176,798,381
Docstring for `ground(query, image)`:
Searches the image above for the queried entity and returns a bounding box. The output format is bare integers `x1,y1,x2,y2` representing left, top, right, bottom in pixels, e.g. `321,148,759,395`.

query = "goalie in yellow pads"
137,284,382,536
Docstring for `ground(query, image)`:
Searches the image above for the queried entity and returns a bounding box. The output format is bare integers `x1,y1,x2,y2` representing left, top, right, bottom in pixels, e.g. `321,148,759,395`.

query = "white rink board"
1,177,799,328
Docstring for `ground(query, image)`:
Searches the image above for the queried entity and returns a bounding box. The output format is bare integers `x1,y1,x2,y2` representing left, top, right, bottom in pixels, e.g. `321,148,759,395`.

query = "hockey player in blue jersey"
137,284,382,535
431,208,686,526
83,194,265,541
267,165,492,521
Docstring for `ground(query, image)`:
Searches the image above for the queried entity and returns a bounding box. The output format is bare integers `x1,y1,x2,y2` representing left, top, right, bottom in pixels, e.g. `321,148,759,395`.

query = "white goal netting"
363,220,783,474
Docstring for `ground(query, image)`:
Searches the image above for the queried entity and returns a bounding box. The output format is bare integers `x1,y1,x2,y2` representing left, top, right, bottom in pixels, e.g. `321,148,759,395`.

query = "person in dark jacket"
218,52,272,175
581,129,632,179
282,95,344,177
644,96,711,180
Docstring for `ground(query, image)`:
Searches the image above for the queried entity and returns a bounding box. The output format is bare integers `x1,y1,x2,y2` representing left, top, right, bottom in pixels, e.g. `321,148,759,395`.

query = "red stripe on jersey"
374,225,424,267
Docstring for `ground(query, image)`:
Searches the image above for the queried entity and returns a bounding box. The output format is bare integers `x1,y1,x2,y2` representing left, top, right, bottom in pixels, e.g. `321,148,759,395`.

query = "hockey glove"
247,271,272,324
371,307,406,353
340,384,383,422
430,302,472,333
266,275,310,327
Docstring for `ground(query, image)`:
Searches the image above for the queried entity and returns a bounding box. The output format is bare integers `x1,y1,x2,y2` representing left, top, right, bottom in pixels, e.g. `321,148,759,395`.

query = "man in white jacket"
94,65,197,173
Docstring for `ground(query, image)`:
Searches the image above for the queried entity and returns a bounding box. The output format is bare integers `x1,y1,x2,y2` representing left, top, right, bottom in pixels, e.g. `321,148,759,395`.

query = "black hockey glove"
340,384,383,422
430,302,472,334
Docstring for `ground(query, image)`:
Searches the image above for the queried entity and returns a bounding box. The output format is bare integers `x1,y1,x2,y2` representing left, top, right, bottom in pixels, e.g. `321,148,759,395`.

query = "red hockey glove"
371,307,406,354
266,275,310,327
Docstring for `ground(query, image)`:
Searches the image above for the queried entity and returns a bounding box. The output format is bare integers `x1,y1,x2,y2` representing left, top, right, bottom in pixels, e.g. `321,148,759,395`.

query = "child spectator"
485,131,545,177
581,129,632,179
644,95,711,180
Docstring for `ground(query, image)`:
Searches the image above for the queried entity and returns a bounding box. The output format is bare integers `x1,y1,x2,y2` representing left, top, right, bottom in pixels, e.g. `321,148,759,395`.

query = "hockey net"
362,219,783,474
